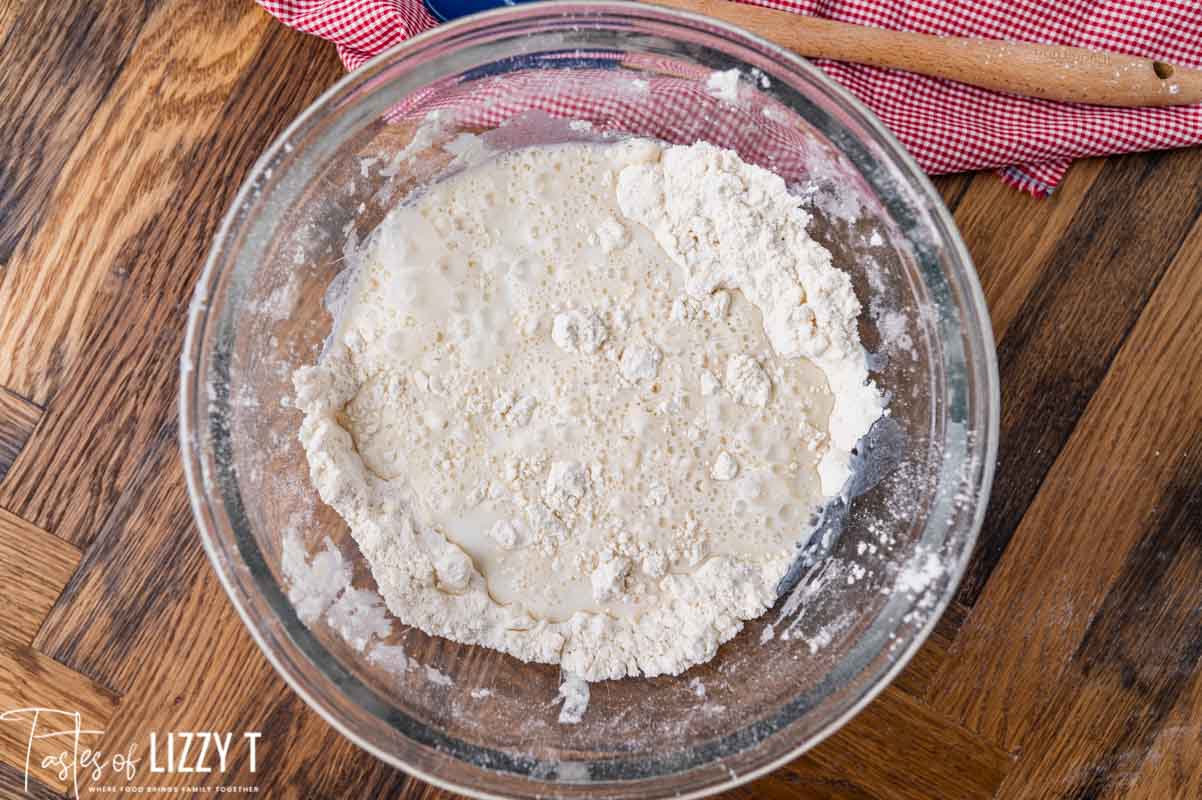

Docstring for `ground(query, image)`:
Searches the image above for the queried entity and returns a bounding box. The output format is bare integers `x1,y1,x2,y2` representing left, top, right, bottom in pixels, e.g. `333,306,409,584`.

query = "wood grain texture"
32,446,199,690
954,157,1105,339
0,762,61,800
0,388,39,482
34,440,413,797
0,508,78,646
933,171,974,212
995,468,1202,799
726,687,1011,800
0,0,152,272
0,642,120,792
0,1,27,49
2,1,1202,798
0,7,343,541
954,148,1202,607
0,1,269,405
930,215,1202,750
1125,664,1202,799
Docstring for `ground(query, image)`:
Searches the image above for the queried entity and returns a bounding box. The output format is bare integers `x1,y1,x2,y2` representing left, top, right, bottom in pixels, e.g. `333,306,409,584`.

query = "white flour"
292,139,883,683
615,141,884,494
556,672,591,724
705,69,741,102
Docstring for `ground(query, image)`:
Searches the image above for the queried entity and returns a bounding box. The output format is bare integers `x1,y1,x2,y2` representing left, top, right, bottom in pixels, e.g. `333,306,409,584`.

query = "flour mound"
292,139,883,682
616,141,883,493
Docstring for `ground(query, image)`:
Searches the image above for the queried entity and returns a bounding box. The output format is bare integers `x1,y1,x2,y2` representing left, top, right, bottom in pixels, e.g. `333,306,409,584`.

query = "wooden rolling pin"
650,0,1202,107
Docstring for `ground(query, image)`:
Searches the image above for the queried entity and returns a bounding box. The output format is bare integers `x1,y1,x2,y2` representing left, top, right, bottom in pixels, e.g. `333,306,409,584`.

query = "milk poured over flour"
293,139,883,681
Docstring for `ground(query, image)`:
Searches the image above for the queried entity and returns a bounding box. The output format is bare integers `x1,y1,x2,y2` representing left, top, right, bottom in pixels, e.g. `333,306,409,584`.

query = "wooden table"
2,2,1201,798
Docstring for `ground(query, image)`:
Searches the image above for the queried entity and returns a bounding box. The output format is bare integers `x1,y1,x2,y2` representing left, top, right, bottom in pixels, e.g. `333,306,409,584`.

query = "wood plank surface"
0,762,61,800
0,388,39,482
934,213,1202,779
2,2,1202,799
1126,665,1202,799
954,147,1202,607
954,157,1105,339
0,1,273,403
0,0,153,273
0,643,120,792
0,4,342,540
725,687,1012,800
0,509,78,646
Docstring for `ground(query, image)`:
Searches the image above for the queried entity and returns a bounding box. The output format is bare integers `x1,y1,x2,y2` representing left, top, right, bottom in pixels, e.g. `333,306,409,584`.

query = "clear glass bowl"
180,4,998,798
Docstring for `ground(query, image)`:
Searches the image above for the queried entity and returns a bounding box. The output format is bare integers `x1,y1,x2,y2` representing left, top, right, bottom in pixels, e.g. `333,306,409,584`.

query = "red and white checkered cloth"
259,0,1202,196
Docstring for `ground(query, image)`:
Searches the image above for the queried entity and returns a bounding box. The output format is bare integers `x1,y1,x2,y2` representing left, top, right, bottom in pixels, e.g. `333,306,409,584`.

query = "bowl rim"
180,2,1000,797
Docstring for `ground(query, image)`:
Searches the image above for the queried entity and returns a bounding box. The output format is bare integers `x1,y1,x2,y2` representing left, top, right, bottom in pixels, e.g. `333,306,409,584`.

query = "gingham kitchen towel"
259,0,1202,196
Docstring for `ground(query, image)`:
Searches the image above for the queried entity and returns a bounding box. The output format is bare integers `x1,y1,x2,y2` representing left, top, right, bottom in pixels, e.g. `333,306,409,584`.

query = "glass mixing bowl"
180,3,998,797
